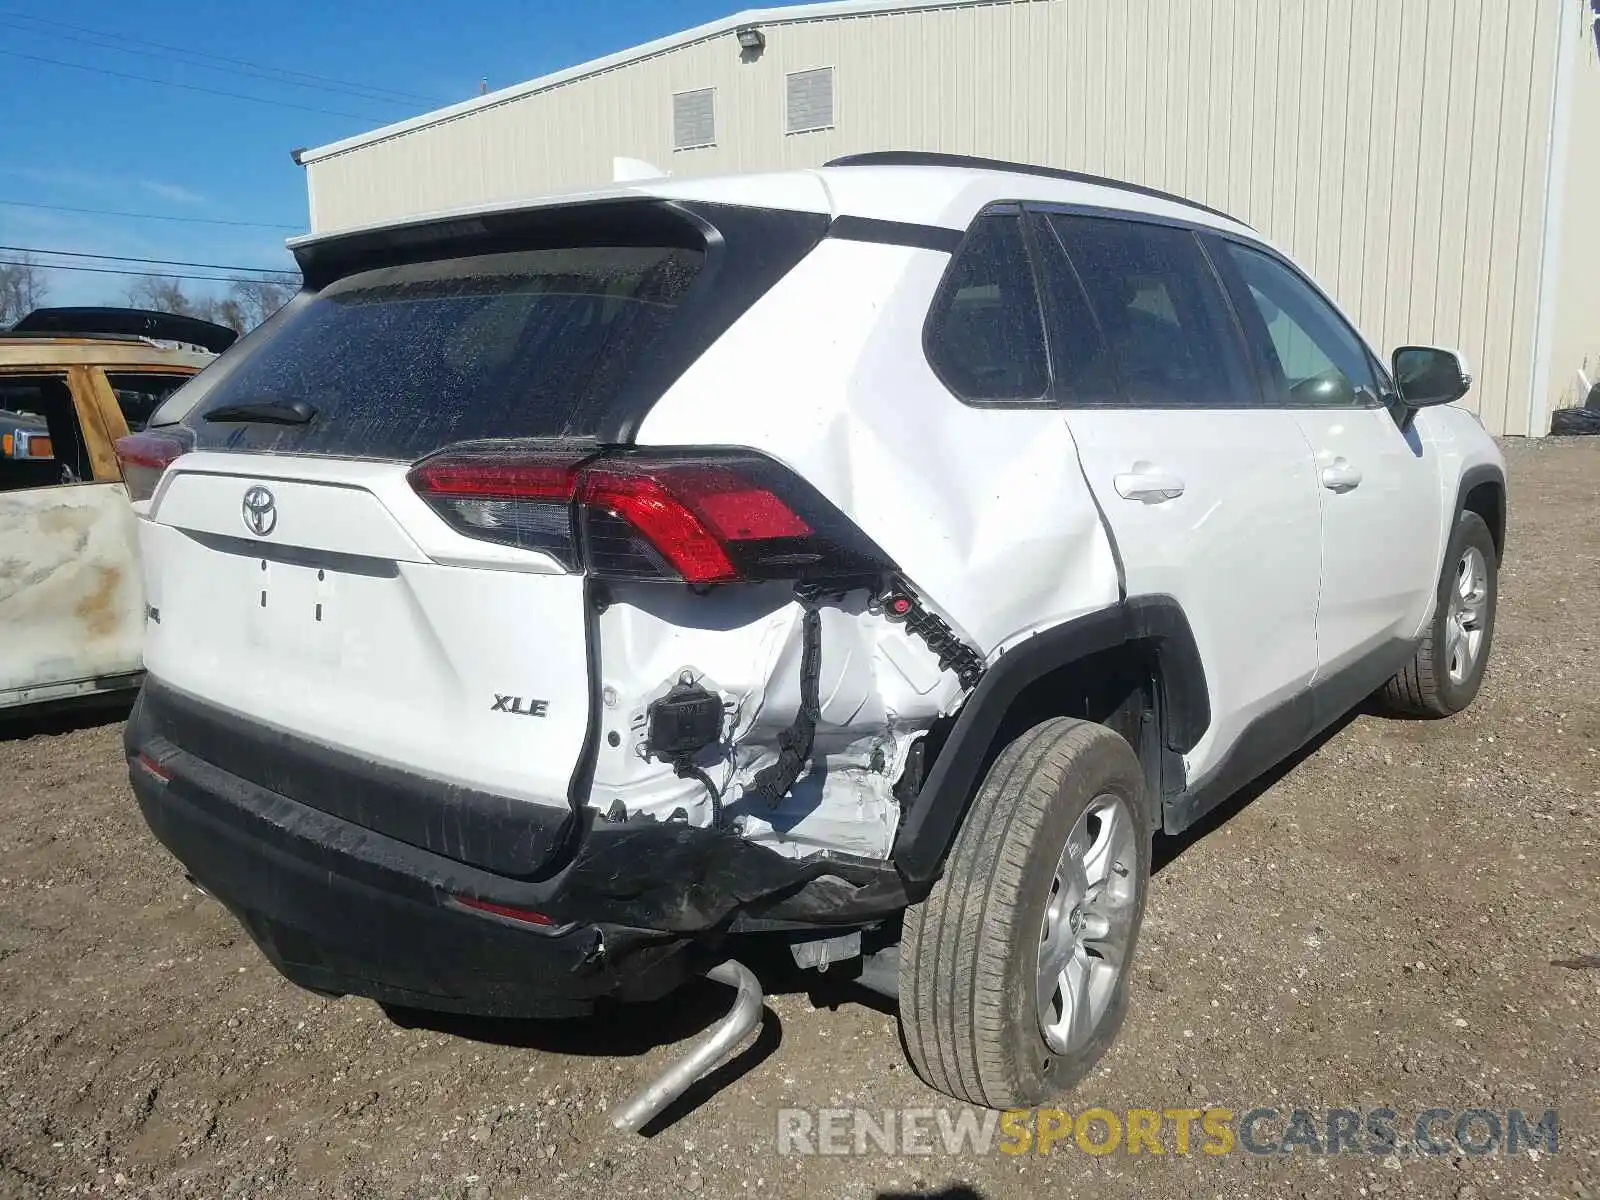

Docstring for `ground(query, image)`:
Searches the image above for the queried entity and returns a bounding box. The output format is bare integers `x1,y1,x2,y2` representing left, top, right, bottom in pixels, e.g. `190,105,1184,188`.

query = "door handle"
1320,459,1363,492
1113,467,1186,503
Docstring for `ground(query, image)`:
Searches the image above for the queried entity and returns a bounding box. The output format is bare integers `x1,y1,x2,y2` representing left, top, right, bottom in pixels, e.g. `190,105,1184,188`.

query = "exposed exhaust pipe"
609,959,763,1133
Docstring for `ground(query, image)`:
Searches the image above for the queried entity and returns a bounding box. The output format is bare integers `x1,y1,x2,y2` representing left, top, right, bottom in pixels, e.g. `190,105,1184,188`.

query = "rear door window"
924,211,1050,404
0,374,92,490
106,372,193,433
1045,215,1255,408
187,244,704,460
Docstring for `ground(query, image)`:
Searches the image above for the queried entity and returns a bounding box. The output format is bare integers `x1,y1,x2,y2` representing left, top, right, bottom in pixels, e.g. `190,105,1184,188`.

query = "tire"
1380,509,1498,717
898,718,1151,1108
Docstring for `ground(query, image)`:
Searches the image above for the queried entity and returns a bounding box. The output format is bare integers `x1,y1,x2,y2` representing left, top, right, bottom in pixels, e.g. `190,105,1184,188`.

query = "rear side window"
1046,215,1254,408
1026,213,1120,405
187,244,703,459
924,212,1049,404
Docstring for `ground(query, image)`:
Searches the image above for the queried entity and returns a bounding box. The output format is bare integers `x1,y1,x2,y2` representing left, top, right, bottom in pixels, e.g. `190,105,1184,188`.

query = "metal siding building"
300,0,1600,437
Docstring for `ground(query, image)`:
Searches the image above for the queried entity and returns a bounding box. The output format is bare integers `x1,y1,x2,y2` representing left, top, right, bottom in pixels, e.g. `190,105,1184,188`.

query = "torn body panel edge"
584,581,969,862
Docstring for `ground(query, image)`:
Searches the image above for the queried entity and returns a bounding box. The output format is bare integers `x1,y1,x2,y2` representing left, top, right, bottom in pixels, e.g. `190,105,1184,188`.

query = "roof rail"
823,151,1250,229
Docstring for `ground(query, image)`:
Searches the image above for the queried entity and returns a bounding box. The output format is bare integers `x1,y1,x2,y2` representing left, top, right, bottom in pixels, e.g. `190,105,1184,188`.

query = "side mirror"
1392,346,1472,408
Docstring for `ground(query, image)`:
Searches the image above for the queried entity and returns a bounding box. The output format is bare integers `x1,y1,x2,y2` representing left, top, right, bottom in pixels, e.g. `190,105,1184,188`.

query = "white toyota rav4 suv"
120,152,1505,1121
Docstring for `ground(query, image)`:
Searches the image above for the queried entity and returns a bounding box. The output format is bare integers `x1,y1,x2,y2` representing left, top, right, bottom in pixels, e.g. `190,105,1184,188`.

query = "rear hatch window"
186,243,702,460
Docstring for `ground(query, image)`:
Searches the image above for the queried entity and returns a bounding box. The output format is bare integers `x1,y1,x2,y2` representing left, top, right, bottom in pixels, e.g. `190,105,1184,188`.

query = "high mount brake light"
408,446,891,586
114,430,191,502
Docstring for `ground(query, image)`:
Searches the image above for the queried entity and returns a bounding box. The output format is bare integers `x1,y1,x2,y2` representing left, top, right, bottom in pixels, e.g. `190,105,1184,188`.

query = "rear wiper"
203,397,316,425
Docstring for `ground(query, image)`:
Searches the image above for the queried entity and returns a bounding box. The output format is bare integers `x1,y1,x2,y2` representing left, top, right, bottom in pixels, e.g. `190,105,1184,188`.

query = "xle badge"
492,695,549,717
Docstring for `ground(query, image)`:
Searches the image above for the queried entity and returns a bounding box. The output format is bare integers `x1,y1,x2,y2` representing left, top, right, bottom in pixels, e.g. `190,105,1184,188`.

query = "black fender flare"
1453,462,1506,561
891,595,1209,883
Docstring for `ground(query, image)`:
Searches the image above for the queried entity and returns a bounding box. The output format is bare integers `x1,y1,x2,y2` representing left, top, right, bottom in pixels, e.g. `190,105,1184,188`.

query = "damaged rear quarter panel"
588,236,1120,860
588,582,963,859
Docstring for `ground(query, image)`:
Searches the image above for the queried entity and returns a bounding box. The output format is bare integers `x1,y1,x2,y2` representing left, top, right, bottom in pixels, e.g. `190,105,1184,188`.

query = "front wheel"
1381,509,1499,717
898,718,1151,1108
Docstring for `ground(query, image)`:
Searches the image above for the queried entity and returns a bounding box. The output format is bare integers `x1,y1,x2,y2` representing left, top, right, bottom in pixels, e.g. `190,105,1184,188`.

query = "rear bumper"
130,730,695,1017
127,679,916,1015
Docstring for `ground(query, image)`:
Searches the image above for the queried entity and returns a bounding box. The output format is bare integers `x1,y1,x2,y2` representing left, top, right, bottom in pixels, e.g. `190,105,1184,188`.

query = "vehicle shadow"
381,702,1372,1130
0,693,133,743
1152,705,1362,874
379,946,800,1132
383,970,769,1058
877,1188,985,1200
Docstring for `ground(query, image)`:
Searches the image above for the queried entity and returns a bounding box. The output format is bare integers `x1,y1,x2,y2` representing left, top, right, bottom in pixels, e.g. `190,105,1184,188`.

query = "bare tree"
124,271,297,332
125,274,201,317
228,274,298,329
209,296,247,335
0,254,51,326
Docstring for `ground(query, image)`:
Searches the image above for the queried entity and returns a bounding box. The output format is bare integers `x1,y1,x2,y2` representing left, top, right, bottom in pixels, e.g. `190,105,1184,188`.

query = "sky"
0,0,737,309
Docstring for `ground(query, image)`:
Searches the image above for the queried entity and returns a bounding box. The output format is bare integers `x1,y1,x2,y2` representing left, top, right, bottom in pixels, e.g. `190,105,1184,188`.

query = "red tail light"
452,895,557,927
133,752,172,782
115,430,190,502
408,444,891,586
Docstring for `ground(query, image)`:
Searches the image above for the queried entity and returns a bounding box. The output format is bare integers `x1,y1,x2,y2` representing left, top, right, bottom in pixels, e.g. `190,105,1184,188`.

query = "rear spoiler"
11,307,239,354
288,196,694,289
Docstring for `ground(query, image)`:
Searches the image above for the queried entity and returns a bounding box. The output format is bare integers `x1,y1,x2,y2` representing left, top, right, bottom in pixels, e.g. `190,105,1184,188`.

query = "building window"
672,88,715,151
785,66,834,134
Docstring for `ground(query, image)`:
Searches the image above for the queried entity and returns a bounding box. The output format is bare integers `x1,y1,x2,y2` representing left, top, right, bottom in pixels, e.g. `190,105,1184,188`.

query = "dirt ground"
2,437,1596,1200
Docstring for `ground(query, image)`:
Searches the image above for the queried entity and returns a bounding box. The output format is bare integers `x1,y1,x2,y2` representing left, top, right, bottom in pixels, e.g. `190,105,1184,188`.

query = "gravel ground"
2,437,1596,1200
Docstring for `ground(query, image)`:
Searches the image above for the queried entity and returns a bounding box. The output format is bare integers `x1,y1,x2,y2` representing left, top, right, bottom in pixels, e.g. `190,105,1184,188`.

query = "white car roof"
290,154,1256,251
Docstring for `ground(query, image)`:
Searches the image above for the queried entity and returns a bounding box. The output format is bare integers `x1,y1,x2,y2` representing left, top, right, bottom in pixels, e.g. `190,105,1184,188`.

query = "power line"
0,47,391,122
0,198,300,230
1,245,294,275
1,10,445,107
1,14,437,108
0,258,290,286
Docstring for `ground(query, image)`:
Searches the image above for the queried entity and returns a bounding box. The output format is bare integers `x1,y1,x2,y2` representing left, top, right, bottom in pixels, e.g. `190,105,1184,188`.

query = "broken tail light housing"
408,443,893,586
115,429,192,502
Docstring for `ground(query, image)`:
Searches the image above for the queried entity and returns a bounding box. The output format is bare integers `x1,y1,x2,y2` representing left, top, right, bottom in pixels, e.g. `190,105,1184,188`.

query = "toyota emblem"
242,485,277,536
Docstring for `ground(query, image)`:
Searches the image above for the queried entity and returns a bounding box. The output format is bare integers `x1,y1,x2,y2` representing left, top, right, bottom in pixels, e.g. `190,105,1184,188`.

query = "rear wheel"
899,718,1150,1108
1381,510,1498,717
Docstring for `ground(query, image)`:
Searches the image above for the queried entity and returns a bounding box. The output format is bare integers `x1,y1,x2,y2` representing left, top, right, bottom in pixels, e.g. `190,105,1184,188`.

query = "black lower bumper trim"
131,751,695,1016
126,681,919,1011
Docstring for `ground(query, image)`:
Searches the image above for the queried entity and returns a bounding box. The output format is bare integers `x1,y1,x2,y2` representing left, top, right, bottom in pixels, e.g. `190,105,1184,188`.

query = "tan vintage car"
0,308,235,712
